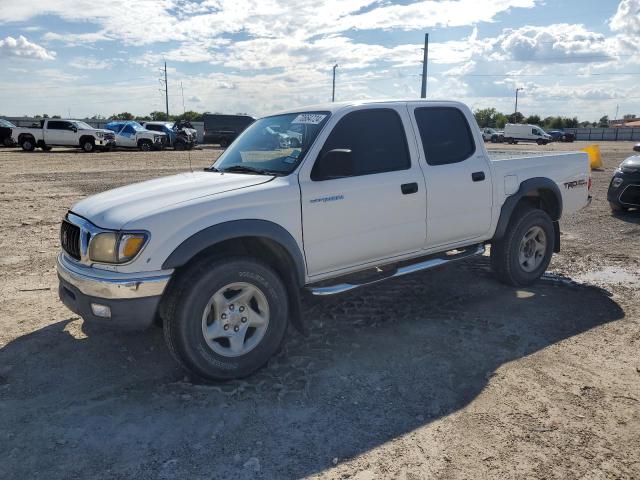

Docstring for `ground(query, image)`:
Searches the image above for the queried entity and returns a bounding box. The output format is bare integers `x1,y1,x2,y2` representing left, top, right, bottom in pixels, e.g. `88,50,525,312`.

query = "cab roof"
268,99,467,117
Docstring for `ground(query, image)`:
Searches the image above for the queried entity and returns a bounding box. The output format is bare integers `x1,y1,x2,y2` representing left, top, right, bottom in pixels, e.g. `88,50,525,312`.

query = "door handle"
401,182,419,194
472,171,485,182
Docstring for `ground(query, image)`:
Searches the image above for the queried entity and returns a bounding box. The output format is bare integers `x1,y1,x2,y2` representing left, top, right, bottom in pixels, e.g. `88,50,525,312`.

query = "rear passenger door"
299,106,427,276
46,121,75,145
408,104,493,248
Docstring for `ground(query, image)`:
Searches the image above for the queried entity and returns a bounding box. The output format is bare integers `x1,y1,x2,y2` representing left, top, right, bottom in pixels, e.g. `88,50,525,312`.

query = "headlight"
95,131,104,138
89,232,148,263
611,177,624,189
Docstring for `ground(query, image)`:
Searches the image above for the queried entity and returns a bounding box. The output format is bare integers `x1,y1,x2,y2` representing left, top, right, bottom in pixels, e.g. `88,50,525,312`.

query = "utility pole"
332,64,338,102
159,62,169,120
421,33,429,98
181,81,186,114
514,87,523,122
164,62,169,119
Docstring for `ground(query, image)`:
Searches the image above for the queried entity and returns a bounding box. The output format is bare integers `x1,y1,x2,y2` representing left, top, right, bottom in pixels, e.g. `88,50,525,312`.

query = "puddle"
576,267,640,288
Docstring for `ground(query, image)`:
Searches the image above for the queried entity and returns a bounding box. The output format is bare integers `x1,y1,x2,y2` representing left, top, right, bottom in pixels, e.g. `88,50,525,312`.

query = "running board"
306,244,485,296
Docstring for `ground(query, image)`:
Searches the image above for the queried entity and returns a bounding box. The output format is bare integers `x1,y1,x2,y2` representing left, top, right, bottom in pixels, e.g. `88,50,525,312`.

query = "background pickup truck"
12,119,116,152
56,100,591,381
105,121,166,151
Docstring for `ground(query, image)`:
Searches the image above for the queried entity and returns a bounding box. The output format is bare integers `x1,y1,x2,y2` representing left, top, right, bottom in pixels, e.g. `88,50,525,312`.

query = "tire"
490,207,555,287
3,138,13,147
537,139,544,145
174,141,186,151
81,139,95,152
41,145,52,151
609,201,628,213
21,137,35,151
507,138,514,145
219,139,229,148
162,257,289,381
139,140,152,151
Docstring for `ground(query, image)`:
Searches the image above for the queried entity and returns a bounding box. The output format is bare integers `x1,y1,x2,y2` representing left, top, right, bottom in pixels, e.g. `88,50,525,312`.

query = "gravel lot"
0,142,638,479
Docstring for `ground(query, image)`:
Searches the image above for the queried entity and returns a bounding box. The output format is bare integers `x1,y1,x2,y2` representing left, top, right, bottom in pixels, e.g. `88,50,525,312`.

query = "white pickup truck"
12,119,116,152
56,100,591,380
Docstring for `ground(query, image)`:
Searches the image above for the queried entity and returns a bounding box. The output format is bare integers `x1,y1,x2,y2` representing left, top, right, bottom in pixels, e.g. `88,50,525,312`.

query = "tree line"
474,108,636,130
27,111,249,122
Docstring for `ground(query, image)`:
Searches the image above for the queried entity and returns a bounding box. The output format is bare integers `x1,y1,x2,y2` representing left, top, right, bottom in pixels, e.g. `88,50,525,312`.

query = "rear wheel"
537,139,544,145
41,145,52,151
21,137,35,151
162,257,289,381
174,141,186,151
3,138,14,147
219,139,229,148
491,207,554,286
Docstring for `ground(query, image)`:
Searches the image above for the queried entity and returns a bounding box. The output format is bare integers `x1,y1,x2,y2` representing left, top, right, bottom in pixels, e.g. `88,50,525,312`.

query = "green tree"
525,115,541,125
564,117,578,128
495,113,509,129
175,110,203,122
597,115,609,128
110,112,134,120
474,108,497,128
150,111,169,121
508,112,524,124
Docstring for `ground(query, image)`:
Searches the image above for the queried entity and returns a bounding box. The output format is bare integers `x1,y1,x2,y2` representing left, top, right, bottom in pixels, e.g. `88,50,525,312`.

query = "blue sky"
0,0,638,121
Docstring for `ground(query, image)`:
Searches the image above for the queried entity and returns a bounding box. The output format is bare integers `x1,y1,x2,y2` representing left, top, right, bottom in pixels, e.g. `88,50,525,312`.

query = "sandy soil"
0,142,638,479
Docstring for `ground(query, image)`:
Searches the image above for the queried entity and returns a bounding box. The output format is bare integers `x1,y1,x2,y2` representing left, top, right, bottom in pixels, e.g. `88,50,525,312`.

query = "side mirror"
312,149,353,180
71,126,77,132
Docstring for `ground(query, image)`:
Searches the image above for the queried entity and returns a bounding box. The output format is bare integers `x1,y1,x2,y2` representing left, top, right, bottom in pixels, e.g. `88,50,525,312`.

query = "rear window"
414,107,476,166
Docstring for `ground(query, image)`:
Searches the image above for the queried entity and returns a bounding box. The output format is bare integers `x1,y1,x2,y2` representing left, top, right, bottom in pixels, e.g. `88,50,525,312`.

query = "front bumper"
56,253,172,329
96,138,116,147
607,170,640,208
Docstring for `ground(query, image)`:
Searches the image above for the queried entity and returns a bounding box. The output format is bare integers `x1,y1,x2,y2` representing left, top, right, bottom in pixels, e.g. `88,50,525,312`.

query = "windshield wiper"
220,165,281,176
203,166,221,172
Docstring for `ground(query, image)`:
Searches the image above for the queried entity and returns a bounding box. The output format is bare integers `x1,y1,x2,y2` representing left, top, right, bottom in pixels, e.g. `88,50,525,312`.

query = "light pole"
514,87,523,123
332,64,338,102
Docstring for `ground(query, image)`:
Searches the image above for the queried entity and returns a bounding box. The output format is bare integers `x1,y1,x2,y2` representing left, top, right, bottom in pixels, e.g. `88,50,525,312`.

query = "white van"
504,124,552,145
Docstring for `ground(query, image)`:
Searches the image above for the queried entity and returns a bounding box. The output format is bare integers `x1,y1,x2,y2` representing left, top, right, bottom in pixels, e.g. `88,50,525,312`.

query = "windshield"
0,119,15,128
73,121,94,130
130,122,145,131
212,112,330,175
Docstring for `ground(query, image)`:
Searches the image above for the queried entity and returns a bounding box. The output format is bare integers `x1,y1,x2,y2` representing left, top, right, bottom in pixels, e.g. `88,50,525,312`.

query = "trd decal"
564,179,588,189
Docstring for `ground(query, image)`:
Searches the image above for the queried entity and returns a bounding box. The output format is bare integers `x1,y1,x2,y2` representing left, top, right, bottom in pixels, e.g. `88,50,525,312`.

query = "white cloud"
0,35,55,60
609,0,640,35
68,57,114,70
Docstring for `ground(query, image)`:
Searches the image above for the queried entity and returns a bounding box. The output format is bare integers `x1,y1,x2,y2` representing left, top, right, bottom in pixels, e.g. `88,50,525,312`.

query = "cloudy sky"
0,0,639,120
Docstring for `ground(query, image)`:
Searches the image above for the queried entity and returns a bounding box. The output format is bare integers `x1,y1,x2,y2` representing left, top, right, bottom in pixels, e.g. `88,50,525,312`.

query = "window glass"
312,109,410,180
413,107,475,166
145,124,161,132
123,124,135,134
47,121,69,130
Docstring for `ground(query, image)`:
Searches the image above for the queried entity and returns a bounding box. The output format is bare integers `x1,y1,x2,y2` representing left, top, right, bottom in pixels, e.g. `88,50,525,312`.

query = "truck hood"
71,171,273,229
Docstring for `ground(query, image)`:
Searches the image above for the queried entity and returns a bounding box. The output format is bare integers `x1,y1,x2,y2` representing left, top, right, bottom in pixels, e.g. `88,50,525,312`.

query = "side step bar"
307,244,485,296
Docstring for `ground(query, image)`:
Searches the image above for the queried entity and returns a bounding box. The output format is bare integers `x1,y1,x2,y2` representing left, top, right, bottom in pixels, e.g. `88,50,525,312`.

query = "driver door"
298,106,427,277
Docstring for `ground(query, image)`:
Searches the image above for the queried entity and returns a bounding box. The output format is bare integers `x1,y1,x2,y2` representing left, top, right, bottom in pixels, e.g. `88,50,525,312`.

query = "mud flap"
553,221,561,253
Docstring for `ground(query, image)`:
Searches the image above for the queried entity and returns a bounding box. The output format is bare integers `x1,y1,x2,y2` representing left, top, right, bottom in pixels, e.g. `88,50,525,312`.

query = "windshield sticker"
292,114,327,125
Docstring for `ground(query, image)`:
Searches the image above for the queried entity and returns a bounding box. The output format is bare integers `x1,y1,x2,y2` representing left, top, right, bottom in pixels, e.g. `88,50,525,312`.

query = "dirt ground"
0,142,638,479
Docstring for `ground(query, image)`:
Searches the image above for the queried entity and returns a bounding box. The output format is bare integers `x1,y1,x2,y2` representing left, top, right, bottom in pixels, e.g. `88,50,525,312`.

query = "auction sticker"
292,113,327,124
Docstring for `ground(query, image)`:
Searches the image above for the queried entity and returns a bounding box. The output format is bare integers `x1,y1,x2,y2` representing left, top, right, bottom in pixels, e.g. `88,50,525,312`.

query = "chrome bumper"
56,253,172,299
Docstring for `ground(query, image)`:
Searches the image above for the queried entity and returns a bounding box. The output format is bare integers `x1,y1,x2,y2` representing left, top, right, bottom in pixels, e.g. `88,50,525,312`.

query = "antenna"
158,61,169,120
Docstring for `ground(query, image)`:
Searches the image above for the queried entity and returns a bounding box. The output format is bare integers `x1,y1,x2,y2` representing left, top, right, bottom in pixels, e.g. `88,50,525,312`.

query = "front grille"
60,220,81,260
104,132,115,140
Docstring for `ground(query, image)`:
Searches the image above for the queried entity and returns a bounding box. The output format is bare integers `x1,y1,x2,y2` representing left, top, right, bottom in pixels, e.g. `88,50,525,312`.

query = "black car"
548,130,575,142
634,143,640,152
0,118,16,147
203,114,254,147
608,154,640,212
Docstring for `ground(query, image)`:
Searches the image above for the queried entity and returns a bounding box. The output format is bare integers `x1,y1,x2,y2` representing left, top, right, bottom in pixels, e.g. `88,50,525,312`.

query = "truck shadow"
0,259,625,479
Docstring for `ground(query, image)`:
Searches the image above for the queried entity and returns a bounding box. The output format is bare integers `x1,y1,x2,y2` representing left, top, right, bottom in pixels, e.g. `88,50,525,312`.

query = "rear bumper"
56,253,171,329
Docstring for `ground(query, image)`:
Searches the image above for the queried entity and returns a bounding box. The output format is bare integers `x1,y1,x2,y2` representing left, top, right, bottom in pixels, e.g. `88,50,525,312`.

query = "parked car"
203,114,254,147
0,118,17,147
504,124,552,145
548,130,575,142
481,127,502,143
105,121,166,151
56,100,591,381
633,143,640,152
607,154,640,212
12,119,115,152
143,121,197,150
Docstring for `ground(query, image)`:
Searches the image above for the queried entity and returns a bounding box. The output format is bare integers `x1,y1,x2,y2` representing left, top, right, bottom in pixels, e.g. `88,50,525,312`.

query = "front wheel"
21,138,35,151
82,139,95,152
174,141,186,151
162,257,289,381
219,139,229,148
490,207,554,286
139,140,152,151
